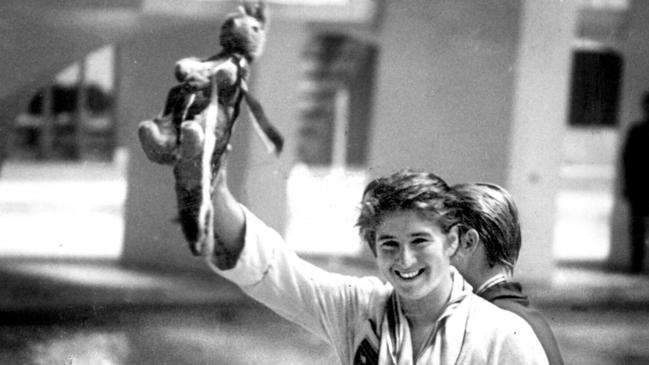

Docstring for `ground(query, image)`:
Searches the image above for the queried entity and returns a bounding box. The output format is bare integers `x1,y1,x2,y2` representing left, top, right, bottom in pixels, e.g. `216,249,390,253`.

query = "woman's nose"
397,246,416,266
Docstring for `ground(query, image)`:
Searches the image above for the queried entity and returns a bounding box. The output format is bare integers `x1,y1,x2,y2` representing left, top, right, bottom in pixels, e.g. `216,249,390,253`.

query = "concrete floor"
0,304,338,365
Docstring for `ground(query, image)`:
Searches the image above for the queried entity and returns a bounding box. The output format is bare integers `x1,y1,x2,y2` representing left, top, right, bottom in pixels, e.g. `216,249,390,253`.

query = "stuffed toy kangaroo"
138,0,283,257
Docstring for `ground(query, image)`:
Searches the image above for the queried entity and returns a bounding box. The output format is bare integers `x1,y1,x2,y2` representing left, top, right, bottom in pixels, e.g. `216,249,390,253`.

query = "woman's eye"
412,238,428,245
379,241,398,249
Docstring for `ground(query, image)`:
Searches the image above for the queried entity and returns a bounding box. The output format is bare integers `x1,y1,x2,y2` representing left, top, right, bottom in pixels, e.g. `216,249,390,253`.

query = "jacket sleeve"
207,205,384,356
487,310,550,365
459,298,550,365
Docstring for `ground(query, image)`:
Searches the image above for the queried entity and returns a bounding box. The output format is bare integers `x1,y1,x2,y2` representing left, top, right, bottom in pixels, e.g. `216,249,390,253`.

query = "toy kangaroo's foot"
173,120,215,256
138,116,179,165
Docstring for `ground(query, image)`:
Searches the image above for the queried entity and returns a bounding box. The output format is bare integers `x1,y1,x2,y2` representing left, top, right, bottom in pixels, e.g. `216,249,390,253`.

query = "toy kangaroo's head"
220,0,268,61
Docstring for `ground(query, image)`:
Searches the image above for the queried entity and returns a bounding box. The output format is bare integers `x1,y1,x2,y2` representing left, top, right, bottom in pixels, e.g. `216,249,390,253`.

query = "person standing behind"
622,91,649,274
450,182,564,365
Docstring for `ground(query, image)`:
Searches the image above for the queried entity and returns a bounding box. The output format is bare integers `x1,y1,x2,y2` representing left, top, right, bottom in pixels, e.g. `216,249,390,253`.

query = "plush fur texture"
137,0,283,257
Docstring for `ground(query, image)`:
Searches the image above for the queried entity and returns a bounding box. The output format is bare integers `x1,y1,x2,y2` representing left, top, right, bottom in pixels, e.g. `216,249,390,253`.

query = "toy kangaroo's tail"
174,73,221,257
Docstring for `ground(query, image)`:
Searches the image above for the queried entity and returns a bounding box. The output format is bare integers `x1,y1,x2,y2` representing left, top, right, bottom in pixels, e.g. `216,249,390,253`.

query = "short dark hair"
356,169,458,253
451,183,521,273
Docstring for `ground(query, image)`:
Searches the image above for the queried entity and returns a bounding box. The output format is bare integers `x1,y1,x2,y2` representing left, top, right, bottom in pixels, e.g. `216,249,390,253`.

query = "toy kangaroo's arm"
240,79,284,155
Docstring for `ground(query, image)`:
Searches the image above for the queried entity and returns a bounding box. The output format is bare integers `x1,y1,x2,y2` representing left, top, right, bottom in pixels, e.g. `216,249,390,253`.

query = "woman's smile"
375,210,456,302
394,267,426,280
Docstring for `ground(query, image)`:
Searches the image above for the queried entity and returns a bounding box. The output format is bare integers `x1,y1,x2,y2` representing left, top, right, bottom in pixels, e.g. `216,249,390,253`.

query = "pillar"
508,0,579,282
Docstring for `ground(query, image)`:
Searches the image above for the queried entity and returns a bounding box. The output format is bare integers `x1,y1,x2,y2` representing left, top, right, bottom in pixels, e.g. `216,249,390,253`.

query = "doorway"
554,47,622,265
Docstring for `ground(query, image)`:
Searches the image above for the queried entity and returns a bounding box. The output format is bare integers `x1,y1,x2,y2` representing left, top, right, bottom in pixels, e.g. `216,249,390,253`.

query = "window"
568,49,623,127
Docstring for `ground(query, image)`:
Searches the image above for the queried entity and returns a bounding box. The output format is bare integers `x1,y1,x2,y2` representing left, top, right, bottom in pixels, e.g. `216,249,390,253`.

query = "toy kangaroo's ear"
242,0,267,25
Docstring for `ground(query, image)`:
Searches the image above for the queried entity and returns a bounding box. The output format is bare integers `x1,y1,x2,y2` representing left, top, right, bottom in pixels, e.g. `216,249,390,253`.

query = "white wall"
369,0,522,186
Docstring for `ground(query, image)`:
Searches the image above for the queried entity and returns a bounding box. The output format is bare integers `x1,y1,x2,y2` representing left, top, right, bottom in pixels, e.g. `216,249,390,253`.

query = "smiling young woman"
174,160,550,364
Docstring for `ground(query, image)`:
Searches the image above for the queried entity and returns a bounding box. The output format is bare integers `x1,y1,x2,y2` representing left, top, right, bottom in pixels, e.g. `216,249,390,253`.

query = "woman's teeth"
396,269,422,279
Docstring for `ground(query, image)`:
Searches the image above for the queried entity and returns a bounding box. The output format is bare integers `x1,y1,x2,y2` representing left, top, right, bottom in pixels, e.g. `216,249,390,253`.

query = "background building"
0,0,647,363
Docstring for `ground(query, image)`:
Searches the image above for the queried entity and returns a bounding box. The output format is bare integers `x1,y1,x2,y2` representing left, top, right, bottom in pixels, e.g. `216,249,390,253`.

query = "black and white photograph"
0,0,646,364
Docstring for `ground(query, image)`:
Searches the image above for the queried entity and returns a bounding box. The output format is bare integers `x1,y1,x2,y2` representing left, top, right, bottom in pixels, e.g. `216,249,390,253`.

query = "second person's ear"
461,228,480,253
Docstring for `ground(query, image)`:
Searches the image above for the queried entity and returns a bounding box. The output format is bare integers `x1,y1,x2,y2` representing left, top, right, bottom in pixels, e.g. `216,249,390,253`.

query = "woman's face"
374,210,457,302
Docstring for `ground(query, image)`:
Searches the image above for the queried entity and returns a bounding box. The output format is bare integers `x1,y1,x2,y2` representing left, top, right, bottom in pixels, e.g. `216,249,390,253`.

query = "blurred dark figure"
0,124,6,177
622,91,649,273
